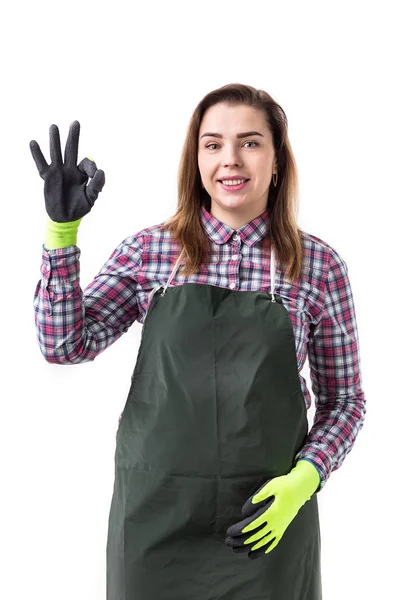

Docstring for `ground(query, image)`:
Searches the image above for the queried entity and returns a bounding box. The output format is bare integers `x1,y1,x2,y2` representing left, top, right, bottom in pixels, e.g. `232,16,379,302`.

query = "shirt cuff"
40,244,81,316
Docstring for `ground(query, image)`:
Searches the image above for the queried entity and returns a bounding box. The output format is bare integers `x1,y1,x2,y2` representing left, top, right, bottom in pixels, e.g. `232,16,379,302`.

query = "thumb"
241,480,275,518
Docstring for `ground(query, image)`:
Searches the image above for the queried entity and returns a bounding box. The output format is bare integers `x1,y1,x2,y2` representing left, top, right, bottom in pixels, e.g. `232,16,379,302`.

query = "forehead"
199,103,267,134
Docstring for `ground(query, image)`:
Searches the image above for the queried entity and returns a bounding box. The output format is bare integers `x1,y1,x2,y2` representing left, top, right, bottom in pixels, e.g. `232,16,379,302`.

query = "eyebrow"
200,130,264,139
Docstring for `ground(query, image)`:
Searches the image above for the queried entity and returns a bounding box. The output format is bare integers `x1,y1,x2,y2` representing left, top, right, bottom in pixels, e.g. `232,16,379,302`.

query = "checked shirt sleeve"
33,235,143,364
295,248,367,492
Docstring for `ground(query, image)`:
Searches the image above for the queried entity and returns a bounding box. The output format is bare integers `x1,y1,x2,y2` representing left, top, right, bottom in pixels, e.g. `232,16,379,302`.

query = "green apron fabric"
106,245,322,599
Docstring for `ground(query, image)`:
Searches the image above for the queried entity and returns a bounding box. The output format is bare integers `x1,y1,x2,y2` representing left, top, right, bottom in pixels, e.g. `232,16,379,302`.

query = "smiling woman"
33,82,366,600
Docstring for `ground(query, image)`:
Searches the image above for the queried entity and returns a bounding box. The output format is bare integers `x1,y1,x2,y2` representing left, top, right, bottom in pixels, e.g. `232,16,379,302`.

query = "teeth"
221,179,247,186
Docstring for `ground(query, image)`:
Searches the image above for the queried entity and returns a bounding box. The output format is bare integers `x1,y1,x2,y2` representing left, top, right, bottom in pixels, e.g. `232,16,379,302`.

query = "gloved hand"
30,120,105,223
225,460,320,559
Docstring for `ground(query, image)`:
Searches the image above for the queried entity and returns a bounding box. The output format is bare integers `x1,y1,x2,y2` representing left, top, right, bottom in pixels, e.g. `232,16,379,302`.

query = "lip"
217,176,250,181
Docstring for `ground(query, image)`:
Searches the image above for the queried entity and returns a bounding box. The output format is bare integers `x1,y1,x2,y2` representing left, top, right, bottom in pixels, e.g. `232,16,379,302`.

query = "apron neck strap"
163,248,186,292
163,244,276,299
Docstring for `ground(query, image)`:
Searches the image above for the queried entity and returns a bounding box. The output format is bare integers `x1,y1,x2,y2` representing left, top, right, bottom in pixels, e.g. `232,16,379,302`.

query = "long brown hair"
162,83,304,283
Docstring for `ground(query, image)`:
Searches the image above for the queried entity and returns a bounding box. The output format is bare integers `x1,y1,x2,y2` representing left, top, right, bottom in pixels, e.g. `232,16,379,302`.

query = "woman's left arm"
294,247,367,493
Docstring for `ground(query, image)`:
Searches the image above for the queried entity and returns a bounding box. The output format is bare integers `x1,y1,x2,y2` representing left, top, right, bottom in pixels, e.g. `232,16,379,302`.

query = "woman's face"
198,102,276,223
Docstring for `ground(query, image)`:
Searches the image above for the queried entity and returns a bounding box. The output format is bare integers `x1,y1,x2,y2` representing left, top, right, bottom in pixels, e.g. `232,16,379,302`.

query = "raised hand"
30,120,105,222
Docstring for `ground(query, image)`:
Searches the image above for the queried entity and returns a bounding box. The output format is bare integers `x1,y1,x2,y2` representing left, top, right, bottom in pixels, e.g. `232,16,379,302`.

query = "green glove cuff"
291,460,321,500
45,216,83,250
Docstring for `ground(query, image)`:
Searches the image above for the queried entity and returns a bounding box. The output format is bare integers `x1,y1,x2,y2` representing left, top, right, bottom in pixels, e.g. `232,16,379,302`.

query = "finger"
49,124,63,165
263,537,279,554
77,157,98,179
64,120,80,166
226,505,268,537
250,529,275,551
248,536,276,559
86,169,105,204
225,521,267,547
29,140,49,177
244,523,273,546
241,504,272,534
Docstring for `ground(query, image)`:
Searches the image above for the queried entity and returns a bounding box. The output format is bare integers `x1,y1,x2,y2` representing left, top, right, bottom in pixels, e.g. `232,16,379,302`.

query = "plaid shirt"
33,205,366,492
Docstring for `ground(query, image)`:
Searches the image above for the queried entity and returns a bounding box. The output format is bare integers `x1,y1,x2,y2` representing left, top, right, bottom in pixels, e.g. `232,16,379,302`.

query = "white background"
1,1,399,598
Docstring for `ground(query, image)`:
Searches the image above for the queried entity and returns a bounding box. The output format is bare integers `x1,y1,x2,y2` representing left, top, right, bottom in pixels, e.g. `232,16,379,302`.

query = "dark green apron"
106,244,322,599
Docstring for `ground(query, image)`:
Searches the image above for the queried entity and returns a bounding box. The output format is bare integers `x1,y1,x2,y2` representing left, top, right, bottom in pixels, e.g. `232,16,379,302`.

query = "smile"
218,179,250,192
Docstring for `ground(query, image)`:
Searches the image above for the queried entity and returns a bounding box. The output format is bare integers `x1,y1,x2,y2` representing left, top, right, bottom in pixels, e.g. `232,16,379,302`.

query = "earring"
273,172,278,187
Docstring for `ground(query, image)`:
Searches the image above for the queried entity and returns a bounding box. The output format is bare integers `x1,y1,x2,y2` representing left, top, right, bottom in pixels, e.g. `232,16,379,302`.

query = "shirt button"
232,254,238,260
229,282,235,289
233,234,239,241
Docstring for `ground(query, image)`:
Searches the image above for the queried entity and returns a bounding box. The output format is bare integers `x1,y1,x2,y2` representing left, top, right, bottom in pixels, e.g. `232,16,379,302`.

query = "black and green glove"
30,120,105,248
225,461,320,559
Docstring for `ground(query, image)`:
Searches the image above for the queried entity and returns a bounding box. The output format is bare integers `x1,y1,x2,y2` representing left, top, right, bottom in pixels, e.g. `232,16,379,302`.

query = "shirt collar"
200,205,269,246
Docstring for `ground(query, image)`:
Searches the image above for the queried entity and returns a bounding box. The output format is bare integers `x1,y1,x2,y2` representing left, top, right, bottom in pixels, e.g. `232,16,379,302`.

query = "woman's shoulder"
116,218,177,251
300,229,349,280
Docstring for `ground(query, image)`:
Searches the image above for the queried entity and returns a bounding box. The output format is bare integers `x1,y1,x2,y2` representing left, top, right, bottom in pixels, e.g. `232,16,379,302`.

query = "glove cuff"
45,216,82,250
290,460,321,501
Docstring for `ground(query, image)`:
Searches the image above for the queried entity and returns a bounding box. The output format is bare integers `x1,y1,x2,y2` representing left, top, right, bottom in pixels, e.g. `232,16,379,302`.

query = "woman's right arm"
30,120,142,364
33,234,143,364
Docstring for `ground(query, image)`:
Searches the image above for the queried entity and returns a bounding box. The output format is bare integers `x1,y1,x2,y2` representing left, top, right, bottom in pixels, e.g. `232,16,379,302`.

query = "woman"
31,83,366,600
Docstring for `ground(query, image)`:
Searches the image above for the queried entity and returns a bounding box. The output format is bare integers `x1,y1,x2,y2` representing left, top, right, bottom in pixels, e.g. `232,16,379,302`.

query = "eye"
205,141,259,150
